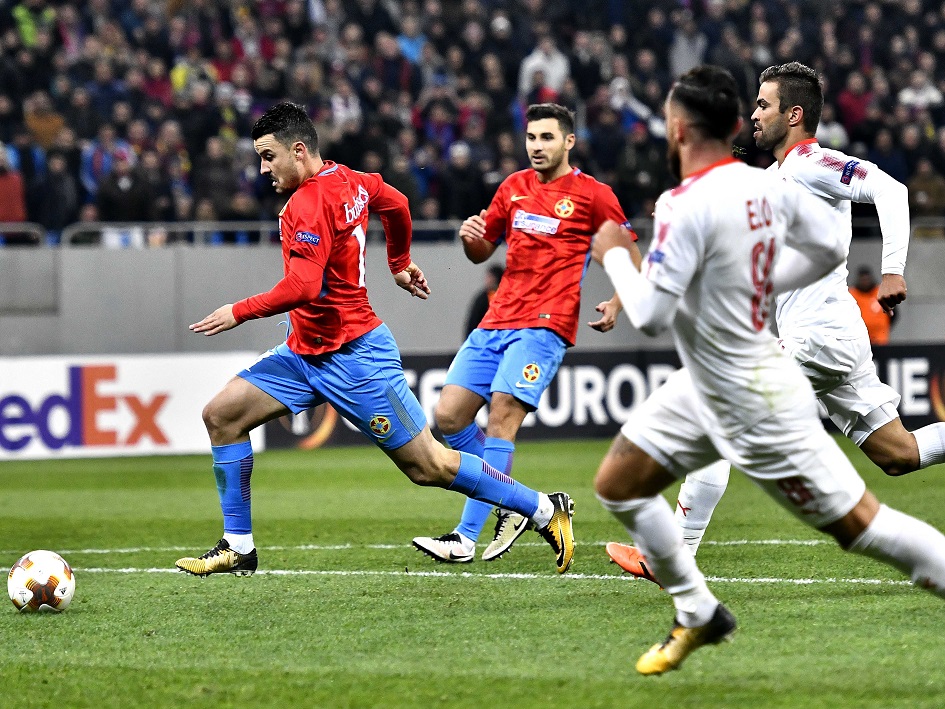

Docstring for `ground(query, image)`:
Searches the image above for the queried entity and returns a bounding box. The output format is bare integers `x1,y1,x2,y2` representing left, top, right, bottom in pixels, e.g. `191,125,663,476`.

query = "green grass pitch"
1,436,944,708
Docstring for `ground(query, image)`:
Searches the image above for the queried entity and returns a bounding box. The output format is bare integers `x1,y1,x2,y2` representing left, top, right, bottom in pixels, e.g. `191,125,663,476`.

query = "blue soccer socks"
456,437,516,541
449,451,538,519
212,441,254,535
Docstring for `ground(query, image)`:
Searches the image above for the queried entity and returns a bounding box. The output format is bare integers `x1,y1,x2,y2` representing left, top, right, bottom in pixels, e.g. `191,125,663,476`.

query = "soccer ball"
7,550,76,612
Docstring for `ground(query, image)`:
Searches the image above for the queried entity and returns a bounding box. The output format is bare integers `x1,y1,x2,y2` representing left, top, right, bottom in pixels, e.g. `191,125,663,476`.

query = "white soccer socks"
675,460,731,555
848,503,945,598
598,494,719,626
914,423,945,470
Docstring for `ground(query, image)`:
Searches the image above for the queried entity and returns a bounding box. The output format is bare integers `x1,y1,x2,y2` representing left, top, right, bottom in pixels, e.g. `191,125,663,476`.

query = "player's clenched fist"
459,209,487,243
591,220,635,266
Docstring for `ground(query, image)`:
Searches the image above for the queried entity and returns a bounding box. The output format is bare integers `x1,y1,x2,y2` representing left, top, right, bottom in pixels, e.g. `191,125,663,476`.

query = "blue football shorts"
444,327,567,410
238,324,426,451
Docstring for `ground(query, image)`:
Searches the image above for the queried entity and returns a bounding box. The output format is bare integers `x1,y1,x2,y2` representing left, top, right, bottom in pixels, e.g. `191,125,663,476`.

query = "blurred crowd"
3,0,945,245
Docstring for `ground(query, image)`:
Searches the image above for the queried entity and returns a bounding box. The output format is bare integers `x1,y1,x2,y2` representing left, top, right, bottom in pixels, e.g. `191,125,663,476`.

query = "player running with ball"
175,102,575,577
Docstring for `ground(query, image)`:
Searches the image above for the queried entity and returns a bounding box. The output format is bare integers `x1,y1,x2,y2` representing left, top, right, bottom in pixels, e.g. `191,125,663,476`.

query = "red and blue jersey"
478,167,634,345
232,161,412,356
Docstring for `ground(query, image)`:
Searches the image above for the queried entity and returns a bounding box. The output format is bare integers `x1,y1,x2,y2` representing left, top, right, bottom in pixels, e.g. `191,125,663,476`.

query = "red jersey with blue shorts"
232,161,412,356
231,160,427,450
479,167,635,346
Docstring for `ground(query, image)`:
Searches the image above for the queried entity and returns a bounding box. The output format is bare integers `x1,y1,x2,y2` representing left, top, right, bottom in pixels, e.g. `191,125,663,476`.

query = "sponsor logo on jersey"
344,185,370,223
294,231,321,245
840,159,860,185
511,210,560,235
554,198,575,218
522,363,541,383
369,415,391,438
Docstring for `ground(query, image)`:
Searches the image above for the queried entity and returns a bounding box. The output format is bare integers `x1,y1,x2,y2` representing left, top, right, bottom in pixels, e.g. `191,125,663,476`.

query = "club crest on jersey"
554,198,575,218
511,209,560,235
344,185,370,223
522,363,541,383
369,415,392,437
294,231,321,245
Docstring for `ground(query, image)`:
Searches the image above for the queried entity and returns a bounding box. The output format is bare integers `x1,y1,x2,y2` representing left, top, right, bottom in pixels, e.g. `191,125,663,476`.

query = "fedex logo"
0,365,170,452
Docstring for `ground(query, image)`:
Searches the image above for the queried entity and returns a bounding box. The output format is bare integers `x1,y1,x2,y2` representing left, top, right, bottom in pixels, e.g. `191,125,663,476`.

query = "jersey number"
353,223,367,287
750,238,776,331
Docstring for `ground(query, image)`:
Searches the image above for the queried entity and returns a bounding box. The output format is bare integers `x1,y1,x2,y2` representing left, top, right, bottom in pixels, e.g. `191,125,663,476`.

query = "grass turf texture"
1,437,944,708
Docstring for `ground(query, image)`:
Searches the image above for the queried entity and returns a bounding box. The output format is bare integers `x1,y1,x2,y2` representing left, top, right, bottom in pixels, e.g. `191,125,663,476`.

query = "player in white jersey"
607,61,945,579
591,65,945,676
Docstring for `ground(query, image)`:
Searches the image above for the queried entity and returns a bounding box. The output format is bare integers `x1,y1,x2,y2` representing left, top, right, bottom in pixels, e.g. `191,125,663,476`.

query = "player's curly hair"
758,62,824,133
525,103,576,136
251,102,320,154
669,65,741,141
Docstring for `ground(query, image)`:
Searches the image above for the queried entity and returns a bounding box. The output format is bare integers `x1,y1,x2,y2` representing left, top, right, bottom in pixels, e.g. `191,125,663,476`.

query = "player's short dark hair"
525,103,575,136
251,102,319,154
669,65,741,142
758,62,824,133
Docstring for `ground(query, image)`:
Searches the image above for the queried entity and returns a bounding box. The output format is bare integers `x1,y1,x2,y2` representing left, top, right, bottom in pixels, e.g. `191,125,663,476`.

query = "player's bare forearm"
190,304,238,336
878,273,907,313
459,209,496,263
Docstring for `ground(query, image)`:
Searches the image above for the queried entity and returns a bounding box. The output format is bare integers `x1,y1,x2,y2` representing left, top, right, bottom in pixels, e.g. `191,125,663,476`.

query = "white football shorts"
780,331,901,446
622,367,866,528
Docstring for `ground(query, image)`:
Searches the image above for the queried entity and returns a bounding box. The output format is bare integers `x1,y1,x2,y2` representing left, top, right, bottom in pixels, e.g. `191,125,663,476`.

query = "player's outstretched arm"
588,234,641,332
393,262,431,300
190,304,238,336
459,209,498,264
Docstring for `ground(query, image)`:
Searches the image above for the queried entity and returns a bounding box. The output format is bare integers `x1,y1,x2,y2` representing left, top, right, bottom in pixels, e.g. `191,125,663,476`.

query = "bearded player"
607,61,945,579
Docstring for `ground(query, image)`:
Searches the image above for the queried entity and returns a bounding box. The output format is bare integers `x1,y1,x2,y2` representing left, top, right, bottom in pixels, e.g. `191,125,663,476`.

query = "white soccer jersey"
645,157,838,436
771,139,910,341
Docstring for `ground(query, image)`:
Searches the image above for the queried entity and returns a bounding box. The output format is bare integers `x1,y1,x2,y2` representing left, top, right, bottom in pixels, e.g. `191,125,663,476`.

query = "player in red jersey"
412,103,643,565
175,102,576,577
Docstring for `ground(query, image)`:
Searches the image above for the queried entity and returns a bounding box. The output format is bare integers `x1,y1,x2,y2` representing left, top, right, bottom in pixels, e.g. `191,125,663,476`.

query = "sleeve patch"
295,231,321,245
840,160,860,185
648,250,666,264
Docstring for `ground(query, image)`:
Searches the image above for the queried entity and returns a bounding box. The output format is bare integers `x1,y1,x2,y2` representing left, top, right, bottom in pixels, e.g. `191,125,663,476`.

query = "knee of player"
434,401,466,435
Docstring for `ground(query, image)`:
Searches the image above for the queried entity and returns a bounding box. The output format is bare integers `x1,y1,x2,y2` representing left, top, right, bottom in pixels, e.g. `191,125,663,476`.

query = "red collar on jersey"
784,137,818,158
672,156,738,195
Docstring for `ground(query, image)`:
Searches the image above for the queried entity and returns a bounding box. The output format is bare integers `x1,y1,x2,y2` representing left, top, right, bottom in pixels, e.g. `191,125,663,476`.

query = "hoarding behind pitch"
265,345,945,450
0,353,263,460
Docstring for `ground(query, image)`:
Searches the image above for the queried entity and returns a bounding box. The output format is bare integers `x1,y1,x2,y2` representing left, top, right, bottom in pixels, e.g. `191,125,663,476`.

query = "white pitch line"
1,539,831,556
75,566,911,586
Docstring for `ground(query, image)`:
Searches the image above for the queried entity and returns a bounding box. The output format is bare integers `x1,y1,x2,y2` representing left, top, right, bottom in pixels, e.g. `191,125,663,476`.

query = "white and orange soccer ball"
8,550,76,612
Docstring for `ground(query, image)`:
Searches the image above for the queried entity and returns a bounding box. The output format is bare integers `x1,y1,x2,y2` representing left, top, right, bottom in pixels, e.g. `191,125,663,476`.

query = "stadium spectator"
815,103,850,151
518,35,569,97
80,123,131,200
868,128,910,185
37,150,79,245
96,149,153,224
836,71,874,133
463,263,504,338
439,140,486,220
23,89,63,150
0,144,27,230
908,158,945,238
669,9,708,80
850,266,894,345
1,0,945,237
